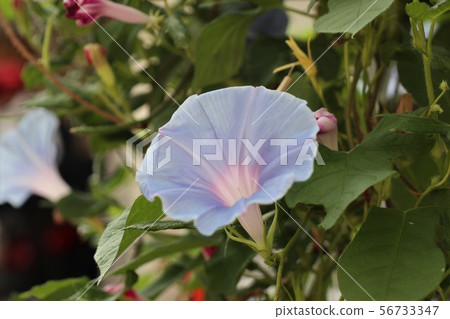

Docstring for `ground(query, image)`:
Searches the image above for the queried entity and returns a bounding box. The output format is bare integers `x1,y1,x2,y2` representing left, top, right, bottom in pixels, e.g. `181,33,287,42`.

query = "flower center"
213,165,259,207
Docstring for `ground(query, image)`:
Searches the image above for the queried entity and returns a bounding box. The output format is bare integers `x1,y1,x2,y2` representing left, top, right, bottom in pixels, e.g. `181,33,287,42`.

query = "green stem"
445,286,450,300
410,19,422,52
70,117,149,135
441,268,450,283
289,273,305,301
163,0,172,16
342,212,357,233
345,97,355,148
224,226,259,251
274,255,285,301
366,64,385,130
311,77,328,108
346,51,362,148
437,286,445,301
423,54,435,106
415,160,450,207
313,255,325,300
97,92,128,121
41,14,55,69
427,20,435,55
109,87,131,115
282,286,295,301
0,11,123,124
432,87,449,107
121,221,195,232
423,20,436,106
274,228,302,300
344,41,351,88
310,255,336,300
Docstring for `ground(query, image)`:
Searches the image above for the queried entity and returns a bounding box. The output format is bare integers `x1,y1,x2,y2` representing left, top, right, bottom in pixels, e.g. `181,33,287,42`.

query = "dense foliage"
1,0,449,301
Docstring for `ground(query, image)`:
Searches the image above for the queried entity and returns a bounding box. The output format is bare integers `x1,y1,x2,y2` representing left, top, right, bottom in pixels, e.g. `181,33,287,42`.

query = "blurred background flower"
0,108,70,207
63,0,153,26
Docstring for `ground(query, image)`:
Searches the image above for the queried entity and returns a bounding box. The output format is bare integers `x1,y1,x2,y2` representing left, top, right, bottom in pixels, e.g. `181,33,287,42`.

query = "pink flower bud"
83,43,115,88
63,0,151,27
83,44,107,65
314,108,338,151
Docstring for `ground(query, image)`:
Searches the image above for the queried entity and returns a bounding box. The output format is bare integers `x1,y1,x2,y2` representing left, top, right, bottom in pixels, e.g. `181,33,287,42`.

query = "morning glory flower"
314,108,338,151
63,0,152,27
137,86,319,254
0,109,71,208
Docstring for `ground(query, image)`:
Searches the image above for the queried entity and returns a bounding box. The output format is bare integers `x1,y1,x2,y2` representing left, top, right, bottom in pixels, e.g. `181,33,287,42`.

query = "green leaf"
242,37,290,86
396,49,428,106
397,46,450,108
421,189,450,252
192,12,257,88
307,0,318,13
288,73,323,109
338,206,446,300
94,196,163,282
406,0,450,21
205,241,255,294
420,188,450,207
432,45,450,74
141,255,201,299
310,34,342,81
164,15,189,48
314,0,394,35
286,114,436,229
378,113,450,134
112,233,221,274
287,146,396,229
15,277,89,301
21,64,44,90
406,2,432,20
0,0,14,19
121,220,195,232
89,134,127,153
22,91,73,110
70,119,147,135
96,166,131,194
67,282,120,301
124,270,139,290
56,192,111,221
